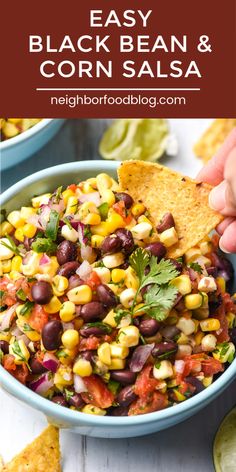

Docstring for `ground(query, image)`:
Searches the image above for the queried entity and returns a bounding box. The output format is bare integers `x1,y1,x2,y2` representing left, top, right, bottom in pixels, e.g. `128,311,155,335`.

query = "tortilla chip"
118,161,223,258
194,119,236,162
2,426,61,472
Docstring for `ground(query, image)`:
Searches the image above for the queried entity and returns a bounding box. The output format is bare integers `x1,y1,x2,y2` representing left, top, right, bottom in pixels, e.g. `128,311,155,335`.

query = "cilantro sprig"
129,248,178,321
32,237,57,254
188,262,202,274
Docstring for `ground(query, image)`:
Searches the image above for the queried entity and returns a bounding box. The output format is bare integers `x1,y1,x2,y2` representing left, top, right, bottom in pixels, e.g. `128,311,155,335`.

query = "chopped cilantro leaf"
32,238,57,254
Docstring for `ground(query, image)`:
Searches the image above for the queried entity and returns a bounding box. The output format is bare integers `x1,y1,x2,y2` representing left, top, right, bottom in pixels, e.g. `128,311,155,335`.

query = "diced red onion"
129,343,155,372
39,254,51,266
29,372,54,395
11,326,22,337
174,360,185,374
48,197,65,214
18,334,31,346
22,251,32,265
42,353,59,373
1,304,19,331
38,205,51,230
79,192,101,207
74,374,88,393
27,214,42,229
189,268,197,281
76,260,92,280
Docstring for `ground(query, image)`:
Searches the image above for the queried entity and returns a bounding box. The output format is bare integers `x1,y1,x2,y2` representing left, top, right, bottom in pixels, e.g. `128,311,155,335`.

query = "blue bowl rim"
1,159,236,427
0,119,57,150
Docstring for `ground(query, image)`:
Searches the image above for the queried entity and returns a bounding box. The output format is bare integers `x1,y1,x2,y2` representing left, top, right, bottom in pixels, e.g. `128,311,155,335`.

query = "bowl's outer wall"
0,160,236,438
1,120,65,171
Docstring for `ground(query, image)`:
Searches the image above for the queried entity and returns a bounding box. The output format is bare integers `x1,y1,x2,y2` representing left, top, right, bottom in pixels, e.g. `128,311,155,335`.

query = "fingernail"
219,238,230,254
209,181,227,211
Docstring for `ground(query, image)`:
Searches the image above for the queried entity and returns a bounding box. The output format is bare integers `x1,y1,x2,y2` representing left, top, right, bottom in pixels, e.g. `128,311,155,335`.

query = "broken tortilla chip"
118,160,223,258
194,118,236,162
2,425,61,472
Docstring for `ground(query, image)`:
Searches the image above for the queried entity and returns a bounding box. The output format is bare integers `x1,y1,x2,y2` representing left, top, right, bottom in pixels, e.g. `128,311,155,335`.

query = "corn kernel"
226,312,235,328
32,193,51,208
133,303,146,317
62,329,79,349
176,332,190,345
14,228,24,242
93,267,110,284
59,301,76,322
103,252,124,269
102,309,117,327
86,177,98,189
176,316,196,335
90,222,111,237
172,389,186,402
82,404,106,416
52,275,69,296
83,182,96,194
0,221,14,237
91,235,105,248
109,358,126,370
216,276,226,294
185,247,202,263
107,283,120,295
153,360,173,380
20,206,35,220
62,189,75,205
11,256,22,272
7,211,25,228
170,275,192,295
65,196,78,215
200,318,221,331
202,376,213,387
1,260,11,273
137,215,152,225
195,331,204,345
9,270,22,280
22,223,37,238
159,227,178,247
125,266,139,290
78,202,99,222
106,211,126,231
96,173,113,193
54,366,73,388
117,325,139,347
176,344,192,358
110,342,129,359
39,256,59,278
44,296,62,314
73,358,93,376
119,288,137,308
131,222,153,240
3,122,19,138
0,332,11,342
184,293,203,310
9,340,30,365
21,252,42,276
84,213,101,226
59,348,78,366
97,342,111,365
201,334,217,351
111,268,126,284
131,203,146,217
199,241,212,255
67,285,92,305
0,238,14,261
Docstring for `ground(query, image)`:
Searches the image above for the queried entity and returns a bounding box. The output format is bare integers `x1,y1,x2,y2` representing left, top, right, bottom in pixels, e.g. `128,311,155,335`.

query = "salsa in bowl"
0,161,235,437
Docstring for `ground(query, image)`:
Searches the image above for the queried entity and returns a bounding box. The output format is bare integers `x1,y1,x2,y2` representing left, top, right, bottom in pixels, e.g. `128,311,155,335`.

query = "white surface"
1,118,235,472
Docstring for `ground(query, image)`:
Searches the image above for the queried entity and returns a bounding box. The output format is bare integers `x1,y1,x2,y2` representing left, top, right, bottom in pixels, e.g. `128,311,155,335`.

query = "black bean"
56,240,77,265
207,266,218,278
115,192,134,209
139,319,159,337
80,302,106,322
115,228,134,254
29,356,47,374
0,340,9,354
161,325,180,340
229,327,236,345
117,385,137,407
110,406,129,416
96,284,117,307
185,376,205,394
52,395,67,407
145,242,166,260
68,274,84,290
57,261,79,278
156,212,175,233
152,341,177,358
80,326,106,337
42,320,62,350
168,258,183,273
101,235,122,254
110,370,137,386
31,281,53,305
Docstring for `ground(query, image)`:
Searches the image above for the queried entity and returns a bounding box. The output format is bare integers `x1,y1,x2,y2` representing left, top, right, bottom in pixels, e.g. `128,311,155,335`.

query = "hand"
197,128,236,253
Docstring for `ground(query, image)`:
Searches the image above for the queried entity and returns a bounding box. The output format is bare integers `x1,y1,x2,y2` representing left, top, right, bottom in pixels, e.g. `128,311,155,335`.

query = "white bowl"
1,119,65,171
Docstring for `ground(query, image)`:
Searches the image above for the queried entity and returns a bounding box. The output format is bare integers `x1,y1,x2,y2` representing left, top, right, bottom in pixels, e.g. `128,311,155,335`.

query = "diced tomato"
201,357,223,376
86,271,101,290
12,363,29,385
28,304,48,332
0,277,9,291
2,277,32,307
215,303,229,343
182,358,202,377
81,375,114,408
79,336,100,351
68,184,77,192
129,392,168,416
113,201,132,225
3,354,16,371
134,365,160,397
178,380,195,396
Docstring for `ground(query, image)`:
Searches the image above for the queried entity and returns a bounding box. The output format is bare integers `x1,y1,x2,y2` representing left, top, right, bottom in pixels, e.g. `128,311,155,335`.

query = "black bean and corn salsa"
0,119,41,141
0,173,235,416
